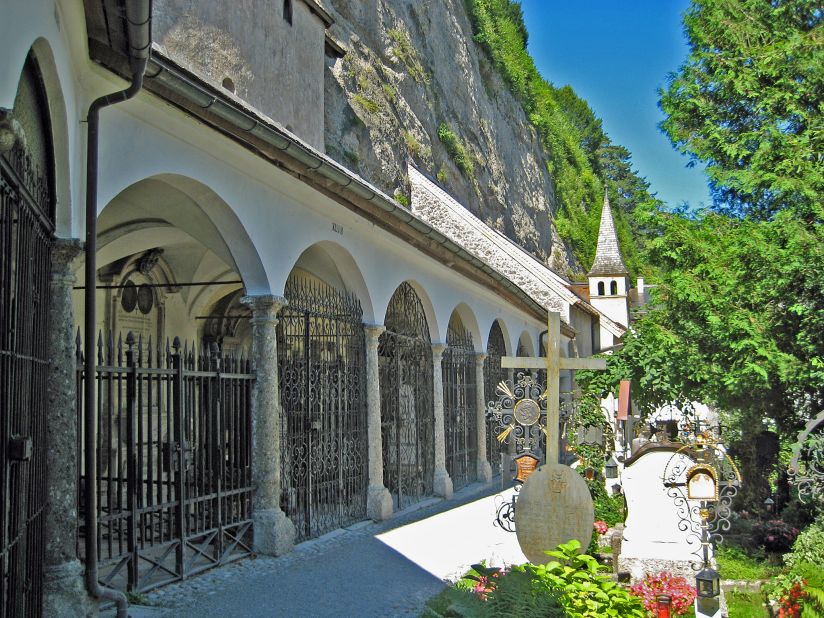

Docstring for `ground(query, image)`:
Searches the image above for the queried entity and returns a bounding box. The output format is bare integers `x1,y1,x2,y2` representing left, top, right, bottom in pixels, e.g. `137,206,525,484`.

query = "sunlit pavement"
376,486,526,581
138,481,527,617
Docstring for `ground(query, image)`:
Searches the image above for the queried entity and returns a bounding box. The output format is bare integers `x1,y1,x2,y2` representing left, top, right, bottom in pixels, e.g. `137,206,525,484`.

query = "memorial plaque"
514,463,594,564
514,453,540,484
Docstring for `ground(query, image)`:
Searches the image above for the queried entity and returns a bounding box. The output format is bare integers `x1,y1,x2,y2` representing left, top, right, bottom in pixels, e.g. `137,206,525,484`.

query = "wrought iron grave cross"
501,311,607,465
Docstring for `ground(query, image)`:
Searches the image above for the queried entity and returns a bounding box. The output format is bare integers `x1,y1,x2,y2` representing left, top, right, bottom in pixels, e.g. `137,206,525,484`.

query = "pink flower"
593,520,609,535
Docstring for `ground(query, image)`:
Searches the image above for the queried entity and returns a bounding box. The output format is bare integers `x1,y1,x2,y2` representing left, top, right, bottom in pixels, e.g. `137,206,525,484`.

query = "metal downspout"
84,2,151,616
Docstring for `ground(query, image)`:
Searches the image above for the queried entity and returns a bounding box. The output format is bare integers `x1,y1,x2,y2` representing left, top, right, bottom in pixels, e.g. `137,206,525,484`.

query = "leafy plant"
629,572,697,616
352,93,379,114
438,123,475,177
530,539,646,617
784,520,824,570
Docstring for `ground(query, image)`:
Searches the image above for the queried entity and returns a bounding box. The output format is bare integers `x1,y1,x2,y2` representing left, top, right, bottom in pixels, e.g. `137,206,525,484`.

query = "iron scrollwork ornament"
486,372,547,532
788,410,824,506
486,372,547,455
662,432,742,570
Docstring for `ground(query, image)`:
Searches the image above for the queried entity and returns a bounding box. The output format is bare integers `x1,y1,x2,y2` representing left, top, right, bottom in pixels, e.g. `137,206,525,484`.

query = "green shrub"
438,123,475,177
394,191,410,207
531,540,646,617
784,520,824,570
716,544,779,581
426,542,645,618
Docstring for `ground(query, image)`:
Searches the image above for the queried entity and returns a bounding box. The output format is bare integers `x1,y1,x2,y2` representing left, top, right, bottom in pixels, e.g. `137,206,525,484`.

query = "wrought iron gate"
443,317,477,490
0,59,54,617
483,322,506,475
278,278,367,542
77,334,255,592
379,283,434,510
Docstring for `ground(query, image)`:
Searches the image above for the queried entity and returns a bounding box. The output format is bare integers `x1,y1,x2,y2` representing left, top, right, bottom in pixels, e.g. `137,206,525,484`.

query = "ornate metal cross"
501,311,607,465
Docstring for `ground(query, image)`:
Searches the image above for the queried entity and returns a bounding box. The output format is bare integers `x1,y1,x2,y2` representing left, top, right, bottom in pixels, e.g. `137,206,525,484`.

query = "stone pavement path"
136,481,525,618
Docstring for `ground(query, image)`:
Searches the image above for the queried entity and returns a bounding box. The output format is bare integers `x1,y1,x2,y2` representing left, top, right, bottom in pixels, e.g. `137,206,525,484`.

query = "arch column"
432,343,453,499
364,324,393,521
44,239,94,616
475,353,493,483
241,294,296,556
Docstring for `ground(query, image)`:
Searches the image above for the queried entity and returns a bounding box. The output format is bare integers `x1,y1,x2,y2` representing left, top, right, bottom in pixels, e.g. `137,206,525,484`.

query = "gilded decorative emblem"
514,398,541,426
486,372,547,455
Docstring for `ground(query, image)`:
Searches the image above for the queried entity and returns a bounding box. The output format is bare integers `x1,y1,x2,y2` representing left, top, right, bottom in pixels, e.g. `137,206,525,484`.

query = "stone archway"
0,50,56,618
443,311,477,490
379,282,434,509
277,243,369,541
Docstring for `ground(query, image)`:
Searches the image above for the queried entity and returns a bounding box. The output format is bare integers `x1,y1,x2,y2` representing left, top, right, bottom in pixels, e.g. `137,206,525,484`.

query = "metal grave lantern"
662,431,742,571
695,567,721,598
686,464,718,502
605,455,619,480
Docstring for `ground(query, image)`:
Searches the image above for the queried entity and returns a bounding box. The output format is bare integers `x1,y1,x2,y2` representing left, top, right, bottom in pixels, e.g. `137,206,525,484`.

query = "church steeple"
588,189,628,277
588,188,631,336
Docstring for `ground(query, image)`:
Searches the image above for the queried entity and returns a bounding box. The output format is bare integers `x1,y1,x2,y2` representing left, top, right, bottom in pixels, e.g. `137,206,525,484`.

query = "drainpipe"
84,2,151,616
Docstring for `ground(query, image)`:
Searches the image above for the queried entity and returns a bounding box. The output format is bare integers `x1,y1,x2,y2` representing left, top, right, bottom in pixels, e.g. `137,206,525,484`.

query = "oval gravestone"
514,463,594,564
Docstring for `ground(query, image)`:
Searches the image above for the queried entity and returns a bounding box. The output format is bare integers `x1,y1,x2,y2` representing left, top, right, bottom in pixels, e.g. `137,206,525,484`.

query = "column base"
253,508,296,557
433,469,453,499
43,560,94,617
477,459,493,483
367,484,393,521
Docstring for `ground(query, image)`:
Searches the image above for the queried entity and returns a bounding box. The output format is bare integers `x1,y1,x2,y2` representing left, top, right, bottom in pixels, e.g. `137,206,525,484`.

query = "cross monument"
501,311,607,464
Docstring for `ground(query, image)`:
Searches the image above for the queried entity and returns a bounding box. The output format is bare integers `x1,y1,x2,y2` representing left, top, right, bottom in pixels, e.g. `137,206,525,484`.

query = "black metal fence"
443,318,477,490
278,278,367,542
380,283,434,510
483,322,507,475
0,140,53,617
77,332,255,592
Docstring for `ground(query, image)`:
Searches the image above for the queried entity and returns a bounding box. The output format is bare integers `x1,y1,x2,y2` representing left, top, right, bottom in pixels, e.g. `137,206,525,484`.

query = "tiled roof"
588,191,628,276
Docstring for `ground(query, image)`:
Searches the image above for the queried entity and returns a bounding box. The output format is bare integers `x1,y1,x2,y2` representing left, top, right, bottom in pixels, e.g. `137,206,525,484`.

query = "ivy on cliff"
464,0,657,276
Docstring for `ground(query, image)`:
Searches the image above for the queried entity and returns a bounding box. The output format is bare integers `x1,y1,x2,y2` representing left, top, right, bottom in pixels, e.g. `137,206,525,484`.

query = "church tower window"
598,282,605,296
610,280,618,295
283,0,293,25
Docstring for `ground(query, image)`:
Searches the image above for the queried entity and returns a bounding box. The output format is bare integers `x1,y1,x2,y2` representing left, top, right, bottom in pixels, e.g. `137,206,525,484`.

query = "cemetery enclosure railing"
380,282,435,510
443,323,477,491
0,140,54,617
278,278,367,542
484,323,507,475
77,333,255,593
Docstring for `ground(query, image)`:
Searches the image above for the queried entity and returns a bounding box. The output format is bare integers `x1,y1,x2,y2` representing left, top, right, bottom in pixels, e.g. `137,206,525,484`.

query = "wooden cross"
501,311,607,465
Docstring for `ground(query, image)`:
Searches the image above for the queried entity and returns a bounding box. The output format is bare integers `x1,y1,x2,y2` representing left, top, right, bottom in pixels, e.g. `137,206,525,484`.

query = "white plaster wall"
4,0,546,356
621,449,706,578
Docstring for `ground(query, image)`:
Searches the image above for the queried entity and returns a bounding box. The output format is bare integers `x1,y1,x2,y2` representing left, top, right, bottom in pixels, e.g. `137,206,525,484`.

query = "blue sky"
520,0,711,209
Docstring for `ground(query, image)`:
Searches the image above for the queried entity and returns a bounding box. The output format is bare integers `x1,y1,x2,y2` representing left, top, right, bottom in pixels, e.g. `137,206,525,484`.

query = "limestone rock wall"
323,0,577,274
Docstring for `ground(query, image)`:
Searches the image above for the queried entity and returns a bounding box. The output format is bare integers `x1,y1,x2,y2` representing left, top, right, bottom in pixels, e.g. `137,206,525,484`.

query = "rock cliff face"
323,0,577,273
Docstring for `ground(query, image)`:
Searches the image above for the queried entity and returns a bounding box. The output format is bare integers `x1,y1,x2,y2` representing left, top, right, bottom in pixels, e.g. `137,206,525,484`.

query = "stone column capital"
241,294,287,321
364,323,386,342
50,238,83,283
431,343,446,359
475,352,488,367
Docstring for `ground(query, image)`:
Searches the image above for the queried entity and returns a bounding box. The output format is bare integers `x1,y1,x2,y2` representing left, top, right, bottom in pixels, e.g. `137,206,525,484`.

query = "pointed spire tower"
588,189,631,333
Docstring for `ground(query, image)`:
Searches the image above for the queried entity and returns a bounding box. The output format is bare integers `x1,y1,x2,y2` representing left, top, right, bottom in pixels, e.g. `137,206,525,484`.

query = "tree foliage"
464,0,659,276
660,0,823,219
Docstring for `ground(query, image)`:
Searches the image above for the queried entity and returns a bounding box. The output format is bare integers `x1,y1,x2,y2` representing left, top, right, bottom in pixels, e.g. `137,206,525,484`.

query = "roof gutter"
83,2,151,616
131,50,548,322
